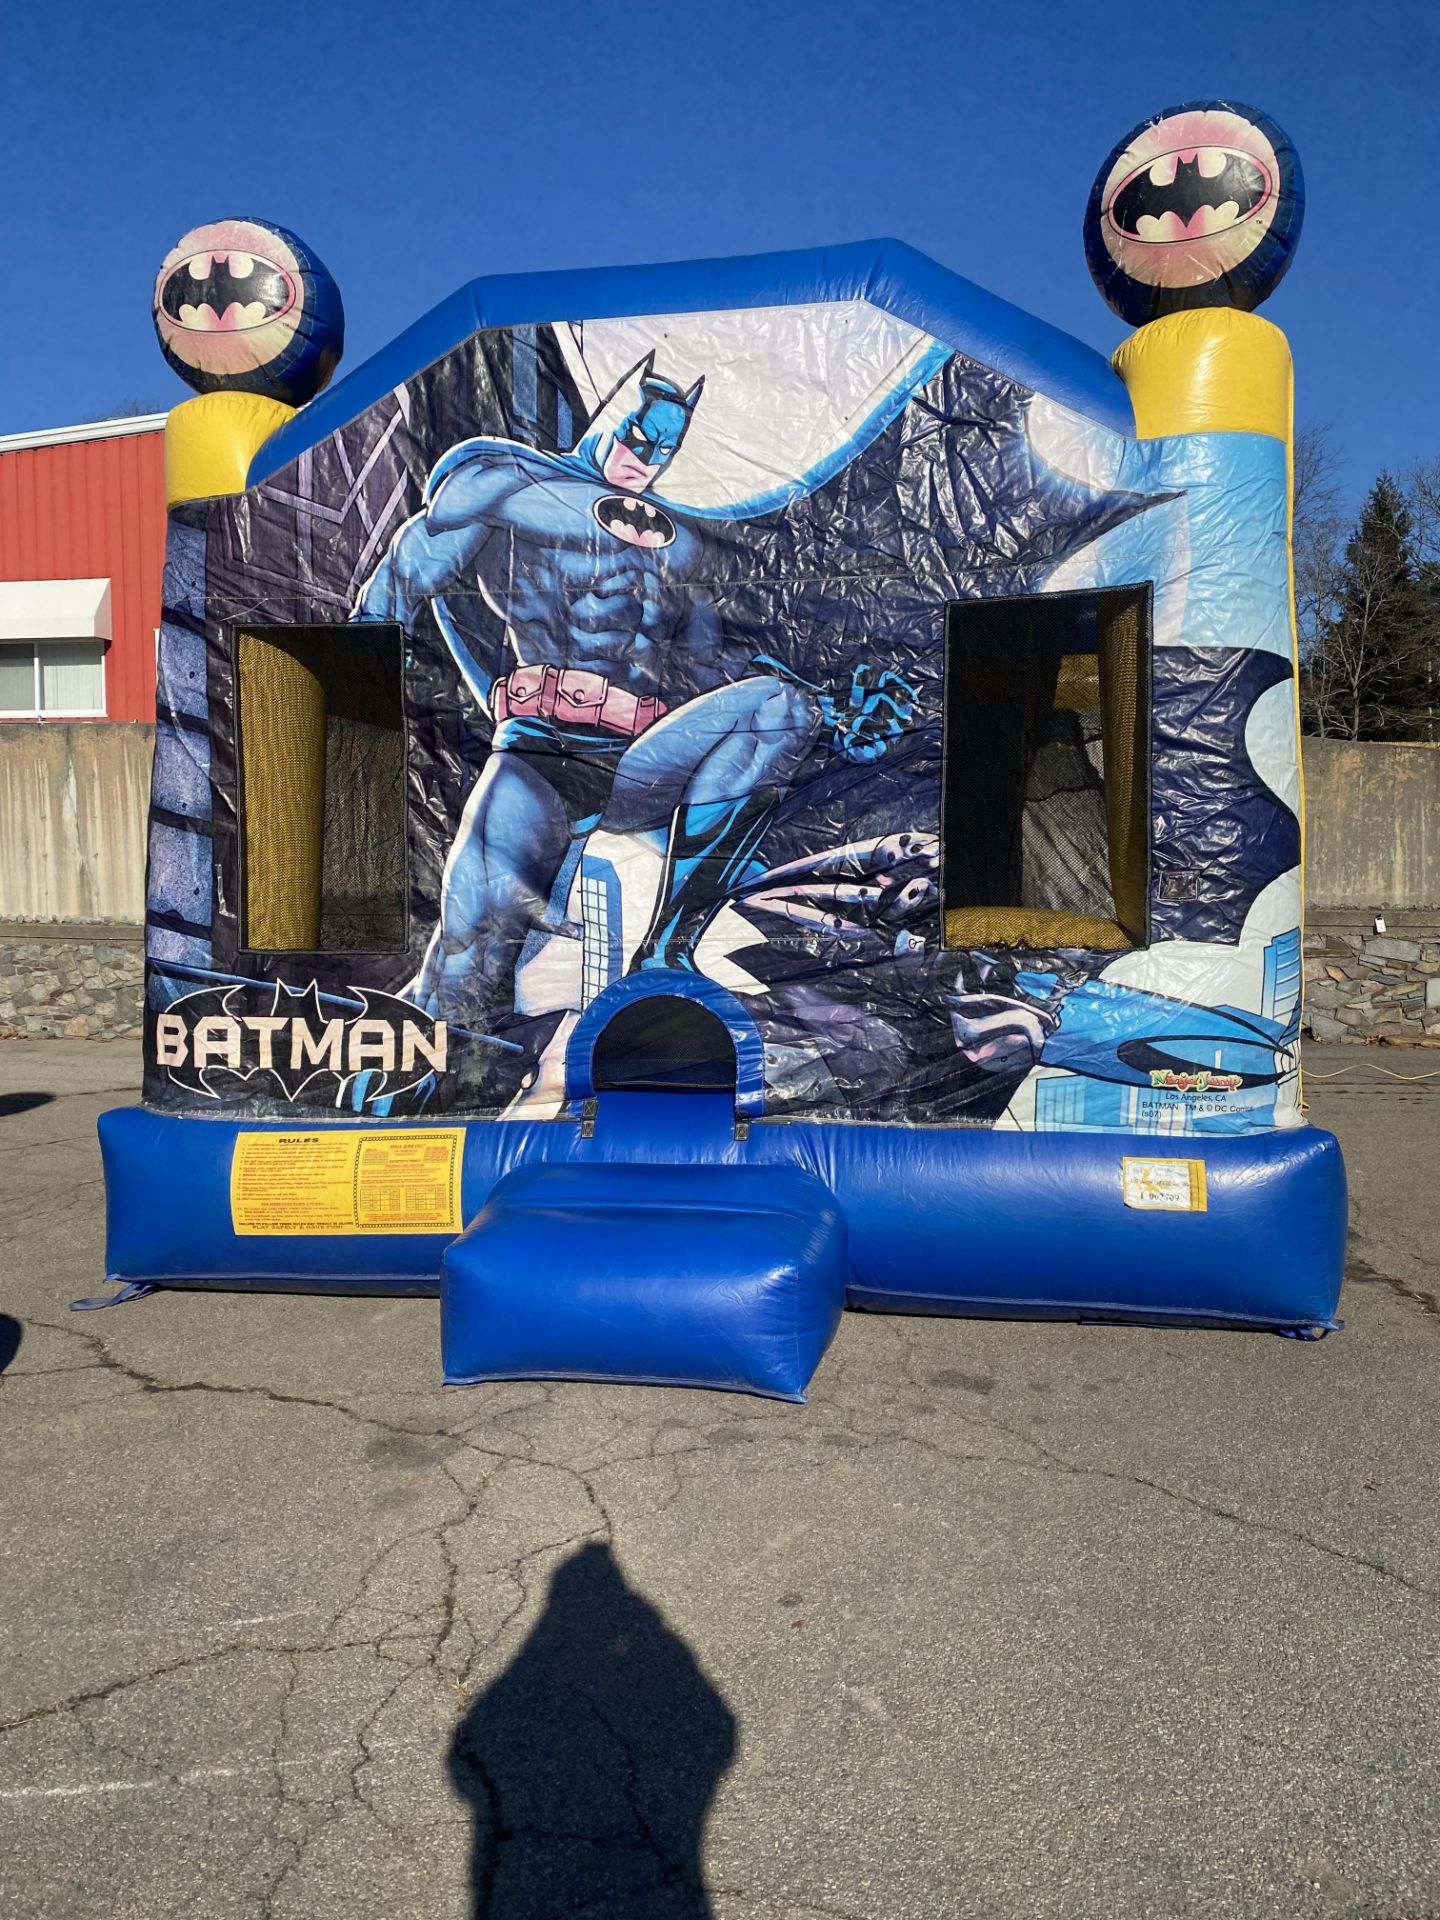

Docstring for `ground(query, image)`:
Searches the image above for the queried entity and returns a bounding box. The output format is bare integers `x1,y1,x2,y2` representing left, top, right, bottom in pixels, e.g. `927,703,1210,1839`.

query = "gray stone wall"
0,923,143,1040
1303,912,1440,1047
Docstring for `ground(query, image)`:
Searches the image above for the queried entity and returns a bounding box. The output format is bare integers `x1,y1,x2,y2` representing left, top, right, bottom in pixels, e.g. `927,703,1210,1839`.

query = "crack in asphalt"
0,1083,140,1103
0,1179,105,1236
864,1318,1440,1608
1343,1252,1440,1323
8,1304,1433,1842
10,1292,1434,1744
1,1307,652,1912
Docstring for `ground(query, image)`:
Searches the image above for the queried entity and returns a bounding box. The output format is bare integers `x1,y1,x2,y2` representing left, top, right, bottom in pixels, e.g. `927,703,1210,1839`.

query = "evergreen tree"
1302,474,1435,740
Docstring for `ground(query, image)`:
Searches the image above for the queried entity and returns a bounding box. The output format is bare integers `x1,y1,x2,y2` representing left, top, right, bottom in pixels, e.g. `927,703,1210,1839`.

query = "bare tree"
1403,456,1440,740
1293,419,1345,538
1291,422,1347,733
1405,456,1440,564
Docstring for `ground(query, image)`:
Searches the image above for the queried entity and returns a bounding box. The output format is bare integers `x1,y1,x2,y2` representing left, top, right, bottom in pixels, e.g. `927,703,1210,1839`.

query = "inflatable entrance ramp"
442,1149,846,1401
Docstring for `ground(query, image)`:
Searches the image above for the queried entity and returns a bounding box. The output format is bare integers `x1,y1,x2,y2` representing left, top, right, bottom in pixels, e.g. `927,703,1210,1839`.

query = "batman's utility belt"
490,665,667,739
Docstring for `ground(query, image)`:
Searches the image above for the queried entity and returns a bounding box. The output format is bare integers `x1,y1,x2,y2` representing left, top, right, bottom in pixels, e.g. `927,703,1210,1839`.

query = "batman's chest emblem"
593,495,676,549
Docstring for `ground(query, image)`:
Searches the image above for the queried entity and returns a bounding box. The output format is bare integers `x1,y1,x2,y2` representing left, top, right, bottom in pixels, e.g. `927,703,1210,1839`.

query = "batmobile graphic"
1022,977,1298,1088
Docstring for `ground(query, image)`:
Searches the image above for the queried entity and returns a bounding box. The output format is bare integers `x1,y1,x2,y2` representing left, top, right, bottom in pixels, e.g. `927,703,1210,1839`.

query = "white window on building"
0,640,107,717
0,579,111,718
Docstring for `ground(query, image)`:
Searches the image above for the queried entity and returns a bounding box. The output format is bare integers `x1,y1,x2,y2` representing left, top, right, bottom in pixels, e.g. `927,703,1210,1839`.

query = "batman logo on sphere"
160,252,294,330
1110,150,1269,239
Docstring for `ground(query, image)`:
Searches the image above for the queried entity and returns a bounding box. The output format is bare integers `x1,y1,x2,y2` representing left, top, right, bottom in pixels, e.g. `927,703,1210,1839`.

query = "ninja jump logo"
1148,1068,1243,1095
154,980,446,1107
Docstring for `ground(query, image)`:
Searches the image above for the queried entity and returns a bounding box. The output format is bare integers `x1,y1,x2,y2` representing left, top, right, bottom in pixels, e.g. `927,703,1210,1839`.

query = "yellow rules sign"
230,1130,465,1236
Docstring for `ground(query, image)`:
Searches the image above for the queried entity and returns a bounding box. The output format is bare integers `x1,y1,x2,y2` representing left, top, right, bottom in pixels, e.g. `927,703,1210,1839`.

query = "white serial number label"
1121,1157,1208,1212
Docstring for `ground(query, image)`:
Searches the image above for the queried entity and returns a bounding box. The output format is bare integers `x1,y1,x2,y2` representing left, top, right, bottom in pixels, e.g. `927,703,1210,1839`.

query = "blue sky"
3,0,1436,505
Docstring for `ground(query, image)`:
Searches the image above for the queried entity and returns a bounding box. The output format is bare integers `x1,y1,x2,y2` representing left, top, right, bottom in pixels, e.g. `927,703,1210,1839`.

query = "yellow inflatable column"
1111,307,1292,442
1110,309,1299,846
152,216,348,952
164,390,296,511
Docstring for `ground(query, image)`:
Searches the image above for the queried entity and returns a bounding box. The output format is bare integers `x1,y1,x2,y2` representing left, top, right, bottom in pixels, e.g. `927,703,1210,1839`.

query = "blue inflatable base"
98,1094,1346,1335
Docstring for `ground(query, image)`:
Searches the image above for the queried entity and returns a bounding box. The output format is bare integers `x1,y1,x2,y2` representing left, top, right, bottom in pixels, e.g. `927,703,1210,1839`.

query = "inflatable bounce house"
98,101,1347,1395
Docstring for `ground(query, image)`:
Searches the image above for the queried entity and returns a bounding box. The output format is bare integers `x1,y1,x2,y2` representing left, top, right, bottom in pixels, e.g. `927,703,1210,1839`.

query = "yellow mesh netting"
944,906,1133,951
1052,652,1102,712
237,631,327,949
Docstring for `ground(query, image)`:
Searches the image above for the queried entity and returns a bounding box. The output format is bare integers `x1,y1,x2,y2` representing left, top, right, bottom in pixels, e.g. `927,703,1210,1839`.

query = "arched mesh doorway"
590,995,738,1095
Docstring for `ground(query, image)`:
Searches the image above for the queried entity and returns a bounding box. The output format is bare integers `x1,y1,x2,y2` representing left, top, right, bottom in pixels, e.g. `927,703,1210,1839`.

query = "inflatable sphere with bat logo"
151,216,345,406
1084,101,1305,327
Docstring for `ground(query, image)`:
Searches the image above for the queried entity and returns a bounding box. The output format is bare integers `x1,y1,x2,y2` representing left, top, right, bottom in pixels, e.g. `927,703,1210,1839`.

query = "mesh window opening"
236,625,408,954
941,585,1150,953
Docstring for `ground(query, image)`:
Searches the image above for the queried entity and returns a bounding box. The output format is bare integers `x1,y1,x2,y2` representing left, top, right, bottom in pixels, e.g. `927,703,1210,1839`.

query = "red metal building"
0,415,167,724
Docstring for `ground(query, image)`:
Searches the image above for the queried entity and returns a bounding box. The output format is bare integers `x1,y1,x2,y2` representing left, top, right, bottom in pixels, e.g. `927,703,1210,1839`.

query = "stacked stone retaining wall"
1303,911,1440,1047
0,923,143,1040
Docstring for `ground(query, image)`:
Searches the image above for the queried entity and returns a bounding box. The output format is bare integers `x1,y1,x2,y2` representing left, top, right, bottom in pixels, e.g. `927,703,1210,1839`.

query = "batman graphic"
1084,100,1304,323
1110,151,1269,237
159,252,293,329
343,334,1171,1113
152,979,449,1111
151,215,344,402
350,350,933,1060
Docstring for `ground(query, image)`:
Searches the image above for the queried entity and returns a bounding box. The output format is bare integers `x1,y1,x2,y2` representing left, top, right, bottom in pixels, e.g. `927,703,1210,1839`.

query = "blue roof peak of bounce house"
247,236,1133,487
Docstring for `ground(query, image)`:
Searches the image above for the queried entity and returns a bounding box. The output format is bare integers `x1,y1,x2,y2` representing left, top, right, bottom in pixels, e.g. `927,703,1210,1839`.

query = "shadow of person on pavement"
448,1538,736,1919
0,1092,54,1119
0,1314,19,1373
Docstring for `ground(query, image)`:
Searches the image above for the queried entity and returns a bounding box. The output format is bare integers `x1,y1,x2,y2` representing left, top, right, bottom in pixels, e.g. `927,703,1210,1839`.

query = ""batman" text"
155,1013,447,1076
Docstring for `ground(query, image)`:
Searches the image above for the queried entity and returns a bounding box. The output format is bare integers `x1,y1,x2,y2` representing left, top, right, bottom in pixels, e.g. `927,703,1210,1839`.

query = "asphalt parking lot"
1,1039,1437,1919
